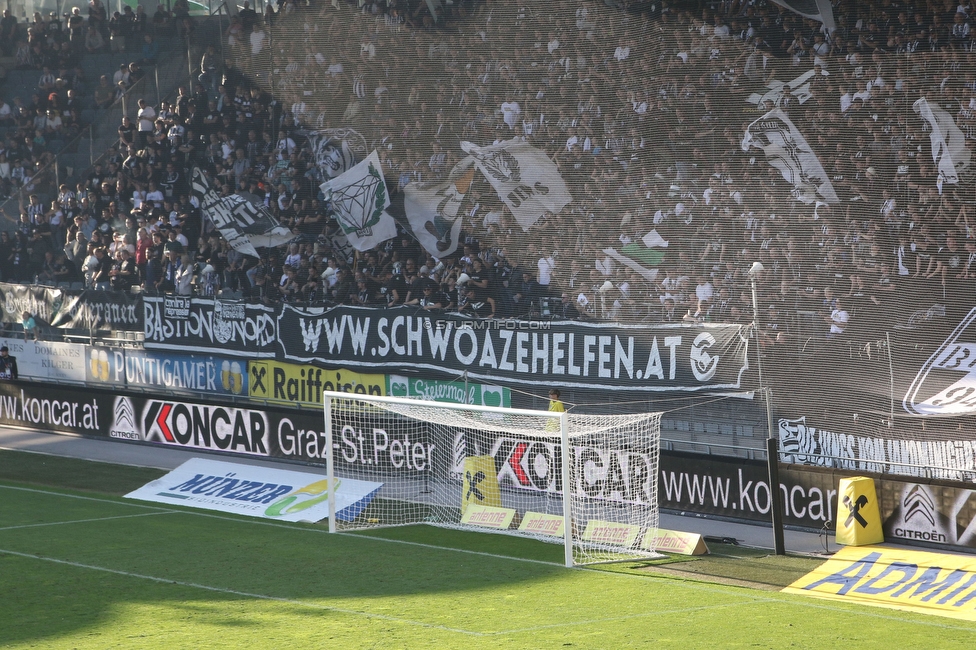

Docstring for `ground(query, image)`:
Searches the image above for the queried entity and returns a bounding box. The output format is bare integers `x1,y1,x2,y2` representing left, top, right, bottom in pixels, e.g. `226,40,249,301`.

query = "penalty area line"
0,548,487,637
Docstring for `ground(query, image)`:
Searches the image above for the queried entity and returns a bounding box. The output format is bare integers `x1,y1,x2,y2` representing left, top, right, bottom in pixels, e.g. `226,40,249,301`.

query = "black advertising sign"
276,304,750,392
657,450,839,529
0,381,117,436
143,296,277,357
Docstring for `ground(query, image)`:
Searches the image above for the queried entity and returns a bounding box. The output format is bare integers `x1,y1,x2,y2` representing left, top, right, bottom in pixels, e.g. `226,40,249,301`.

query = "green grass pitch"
1,452,975,648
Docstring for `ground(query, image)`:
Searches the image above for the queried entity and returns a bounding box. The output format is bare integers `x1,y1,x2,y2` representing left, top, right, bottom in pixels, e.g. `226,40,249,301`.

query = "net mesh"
326,393,661,565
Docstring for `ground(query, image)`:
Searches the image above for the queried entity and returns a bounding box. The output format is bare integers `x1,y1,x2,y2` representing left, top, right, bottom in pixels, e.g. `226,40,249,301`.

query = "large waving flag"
461,139,572,232
741,109,838,204
190,167,294,257
320,151,397,252
914,98,971,185
404,157,476,257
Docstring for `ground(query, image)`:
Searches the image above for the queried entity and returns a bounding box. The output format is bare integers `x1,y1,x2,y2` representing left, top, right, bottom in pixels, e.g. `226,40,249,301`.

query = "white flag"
914,97,971,185
404,157,476,257
461,139,572,231
741,109,839,204
320,151,397,252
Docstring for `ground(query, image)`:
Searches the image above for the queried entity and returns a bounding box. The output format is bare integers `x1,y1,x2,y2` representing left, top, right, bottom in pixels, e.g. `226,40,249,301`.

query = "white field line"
0,547,487,637
3,483,976,633
0,511,175,531
0,545,767,637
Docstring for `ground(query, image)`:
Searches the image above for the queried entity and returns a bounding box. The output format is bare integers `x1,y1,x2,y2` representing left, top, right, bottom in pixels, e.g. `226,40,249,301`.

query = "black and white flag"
741,109,838,204
191,168,295,258
307,128,368,181
461,140,572,232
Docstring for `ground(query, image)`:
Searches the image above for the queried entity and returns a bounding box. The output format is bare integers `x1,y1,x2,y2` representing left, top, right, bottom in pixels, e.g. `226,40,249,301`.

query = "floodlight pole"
749,264,786,556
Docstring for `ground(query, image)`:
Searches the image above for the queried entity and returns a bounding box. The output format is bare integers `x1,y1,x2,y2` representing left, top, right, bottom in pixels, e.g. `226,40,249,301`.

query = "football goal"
323,391,662,566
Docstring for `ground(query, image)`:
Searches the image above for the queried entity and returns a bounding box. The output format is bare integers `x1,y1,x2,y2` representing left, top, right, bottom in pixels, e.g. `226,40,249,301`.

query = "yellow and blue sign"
785,546,976,621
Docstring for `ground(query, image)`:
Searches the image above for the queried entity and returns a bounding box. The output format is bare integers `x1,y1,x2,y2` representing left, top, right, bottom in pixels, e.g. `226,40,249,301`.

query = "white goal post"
323,390,662,566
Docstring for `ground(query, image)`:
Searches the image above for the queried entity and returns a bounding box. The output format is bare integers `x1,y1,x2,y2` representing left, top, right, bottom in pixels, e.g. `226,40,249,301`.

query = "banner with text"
386,374,511,407
277,305,749,392
247,359,386,407
49,290,143,331
144,297,277,357
86,347,248,396
0,337,87,383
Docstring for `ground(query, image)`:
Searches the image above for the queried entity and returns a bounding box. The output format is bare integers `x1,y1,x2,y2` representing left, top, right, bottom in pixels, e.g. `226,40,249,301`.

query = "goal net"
323,391,662,566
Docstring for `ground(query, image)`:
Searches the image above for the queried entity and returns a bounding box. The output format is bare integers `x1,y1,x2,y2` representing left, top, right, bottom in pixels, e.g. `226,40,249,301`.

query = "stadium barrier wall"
1,380,974,554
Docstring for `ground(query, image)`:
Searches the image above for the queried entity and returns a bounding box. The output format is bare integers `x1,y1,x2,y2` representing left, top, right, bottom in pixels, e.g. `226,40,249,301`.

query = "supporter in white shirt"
614,45,630,61
695,276,714,303
500,100,521,130
137,99,156,133
145,182,164,207
537,254,555,286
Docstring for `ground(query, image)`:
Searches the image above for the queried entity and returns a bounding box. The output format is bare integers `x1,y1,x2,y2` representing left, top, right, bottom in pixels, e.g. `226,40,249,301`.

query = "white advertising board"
125,458,383,523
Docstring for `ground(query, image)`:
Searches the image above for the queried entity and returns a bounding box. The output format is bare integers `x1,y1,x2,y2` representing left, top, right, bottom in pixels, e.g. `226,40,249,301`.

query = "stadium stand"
2,0,976,445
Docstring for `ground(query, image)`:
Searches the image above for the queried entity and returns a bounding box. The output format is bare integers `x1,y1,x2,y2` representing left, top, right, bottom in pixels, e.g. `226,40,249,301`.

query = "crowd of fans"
0,2,187,200
3,0,976,344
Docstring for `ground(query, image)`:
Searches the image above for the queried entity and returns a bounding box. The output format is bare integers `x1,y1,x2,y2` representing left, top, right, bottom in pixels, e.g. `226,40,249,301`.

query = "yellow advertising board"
248,360,385,407
641,528,709,555
461,504,517,529
836,477,884,546
461,456,502,513
581,520,642,548
518,512,565,537
785,546,976,621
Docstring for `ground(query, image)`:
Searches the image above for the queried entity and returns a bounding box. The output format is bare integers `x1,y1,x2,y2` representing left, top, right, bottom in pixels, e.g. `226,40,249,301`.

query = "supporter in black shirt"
383,270,407,306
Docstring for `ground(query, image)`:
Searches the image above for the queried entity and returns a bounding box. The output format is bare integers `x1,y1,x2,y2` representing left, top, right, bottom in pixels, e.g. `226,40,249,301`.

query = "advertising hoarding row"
2,381,974,553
